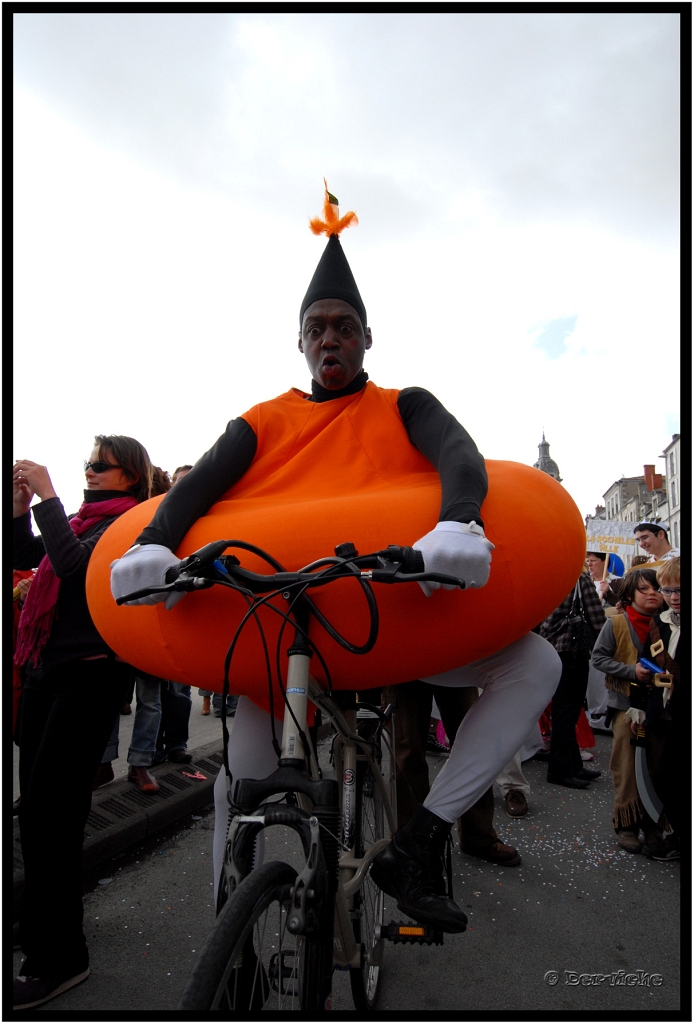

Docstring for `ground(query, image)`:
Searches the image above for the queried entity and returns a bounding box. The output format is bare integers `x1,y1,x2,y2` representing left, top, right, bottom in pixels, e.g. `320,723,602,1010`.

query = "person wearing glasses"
627,559,680,861
590,569,665,856
12,435,153,1010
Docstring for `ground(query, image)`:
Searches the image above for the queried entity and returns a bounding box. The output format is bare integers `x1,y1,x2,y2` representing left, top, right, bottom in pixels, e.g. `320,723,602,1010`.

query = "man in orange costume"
112,190,561,932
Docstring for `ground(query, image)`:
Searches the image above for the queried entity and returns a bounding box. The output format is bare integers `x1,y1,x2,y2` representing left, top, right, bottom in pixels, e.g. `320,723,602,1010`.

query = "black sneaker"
13,969,90,1010
425,734,450,757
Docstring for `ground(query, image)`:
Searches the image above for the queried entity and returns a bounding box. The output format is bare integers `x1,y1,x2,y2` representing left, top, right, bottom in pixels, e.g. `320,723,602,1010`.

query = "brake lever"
114,574,215,606
370,565,466,589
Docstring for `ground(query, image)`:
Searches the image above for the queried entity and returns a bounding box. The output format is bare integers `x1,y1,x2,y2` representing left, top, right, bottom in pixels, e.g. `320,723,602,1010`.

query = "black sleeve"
31,498,117,579
136,418,258,550
397,388,488,527
13,501,117,577
13,511,46,570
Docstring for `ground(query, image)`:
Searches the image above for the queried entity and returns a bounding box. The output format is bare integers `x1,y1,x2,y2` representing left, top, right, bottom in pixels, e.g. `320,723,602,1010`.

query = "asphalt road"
12,733,681,1015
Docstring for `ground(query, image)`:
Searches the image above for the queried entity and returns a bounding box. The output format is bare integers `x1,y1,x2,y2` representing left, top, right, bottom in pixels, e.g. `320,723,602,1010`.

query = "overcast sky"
13,12,681,522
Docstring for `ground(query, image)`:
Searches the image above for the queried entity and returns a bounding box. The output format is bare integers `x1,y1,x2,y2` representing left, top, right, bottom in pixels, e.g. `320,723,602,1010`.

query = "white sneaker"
580,749,594,761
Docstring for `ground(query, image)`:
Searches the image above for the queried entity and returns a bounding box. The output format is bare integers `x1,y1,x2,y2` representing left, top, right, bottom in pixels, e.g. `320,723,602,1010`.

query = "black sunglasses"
84,460,124,474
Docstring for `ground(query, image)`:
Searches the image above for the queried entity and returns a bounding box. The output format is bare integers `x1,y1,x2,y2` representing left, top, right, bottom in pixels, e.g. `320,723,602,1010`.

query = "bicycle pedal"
378,920,444,946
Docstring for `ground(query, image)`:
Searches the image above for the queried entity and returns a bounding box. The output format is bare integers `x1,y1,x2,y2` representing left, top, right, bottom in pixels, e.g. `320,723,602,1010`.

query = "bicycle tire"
349,729,386,1011
177,860,332,1012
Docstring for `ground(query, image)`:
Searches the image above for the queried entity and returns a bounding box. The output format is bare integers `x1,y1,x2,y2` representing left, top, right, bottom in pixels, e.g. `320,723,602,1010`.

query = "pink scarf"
14,495,138,669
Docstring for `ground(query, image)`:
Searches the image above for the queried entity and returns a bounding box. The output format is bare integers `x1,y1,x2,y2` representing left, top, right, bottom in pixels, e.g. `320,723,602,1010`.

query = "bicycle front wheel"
177,860,332,1012
349,751,386,1010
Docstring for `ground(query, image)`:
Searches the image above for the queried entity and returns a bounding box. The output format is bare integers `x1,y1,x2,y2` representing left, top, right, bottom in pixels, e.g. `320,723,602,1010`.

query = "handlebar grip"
377,545,425,574
164,564,182,585
400,546,425,574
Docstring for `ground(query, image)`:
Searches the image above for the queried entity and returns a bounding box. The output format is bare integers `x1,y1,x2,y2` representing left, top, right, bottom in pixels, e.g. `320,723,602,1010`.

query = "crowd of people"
12,189,681,1010
12,437,681,1011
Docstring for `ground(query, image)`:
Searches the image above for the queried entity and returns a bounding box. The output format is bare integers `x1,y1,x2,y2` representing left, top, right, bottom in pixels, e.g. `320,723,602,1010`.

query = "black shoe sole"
394,898,467,934
546,776,590,789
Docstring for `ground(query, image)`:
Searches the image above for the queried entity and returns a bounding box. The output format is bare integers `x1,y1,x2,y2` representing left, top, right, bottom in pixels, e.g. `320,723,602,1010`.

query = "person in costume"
111,185,562,933
13,436,152,1011
590,568,666,855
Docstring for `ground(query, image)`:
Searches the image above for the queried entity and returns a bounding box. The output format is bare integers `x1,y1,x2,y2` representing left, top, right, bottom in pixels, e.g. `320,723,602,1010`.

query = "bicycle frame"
219,644,398,976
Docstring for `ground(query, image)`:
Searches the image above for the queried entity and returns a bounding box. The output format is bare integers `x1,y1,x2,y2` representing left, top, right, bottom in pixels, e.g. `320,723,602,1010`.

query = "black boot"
370,805,467,933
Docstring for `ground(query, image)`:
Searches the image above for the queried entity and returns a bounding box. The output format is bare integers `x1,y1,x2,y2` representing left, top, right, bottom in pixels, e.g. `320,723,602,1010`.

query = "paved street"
13,729,681,1014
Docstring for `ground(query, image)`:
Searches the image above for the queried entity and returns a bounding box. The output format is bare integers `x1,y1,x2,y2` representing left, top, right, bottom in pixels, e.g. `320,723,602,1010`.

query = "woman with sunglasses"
12,435,153,1011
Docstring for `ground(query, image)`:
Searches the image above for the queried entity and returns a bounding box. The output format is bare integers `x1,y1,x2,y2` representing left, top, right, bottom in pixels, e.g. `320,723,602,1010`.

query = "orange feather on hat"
309,178,358,236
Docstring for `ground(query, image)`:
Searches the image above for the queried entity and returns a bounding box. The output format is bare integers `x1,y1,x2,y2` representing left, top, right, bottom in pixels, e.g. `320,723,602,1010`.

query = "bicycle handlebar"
115,539,466,605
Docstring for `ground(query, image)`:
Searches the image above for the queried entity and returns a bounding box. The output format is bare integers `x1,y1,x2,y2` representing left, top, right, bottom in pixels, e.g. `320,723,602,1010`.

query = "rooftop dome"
533,433,562,482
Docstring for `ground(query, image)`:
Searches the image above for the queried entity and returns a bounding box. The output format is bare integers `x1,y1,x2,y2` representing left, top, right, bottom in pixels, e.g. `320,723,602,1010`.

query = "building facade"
660,434,680,550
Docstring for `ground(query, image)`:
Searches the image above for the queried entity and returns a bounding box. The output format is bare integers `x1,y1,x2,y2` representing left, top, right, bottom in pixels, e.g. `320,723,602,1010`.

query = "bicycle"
116,537,465,1011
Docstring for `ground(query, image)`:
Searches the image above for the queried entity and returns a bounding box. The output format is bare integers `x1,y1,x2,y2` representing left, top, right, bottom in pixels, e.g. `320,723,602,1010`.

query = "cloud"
13,12,680,240
531,315,578,359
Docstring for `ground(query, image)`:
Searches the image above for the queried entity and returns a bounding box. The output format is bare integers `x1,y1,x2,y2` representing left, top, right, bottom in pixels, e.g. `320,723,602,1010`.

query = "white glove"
110,544,186,610
623,706,646,727
413,521,494,598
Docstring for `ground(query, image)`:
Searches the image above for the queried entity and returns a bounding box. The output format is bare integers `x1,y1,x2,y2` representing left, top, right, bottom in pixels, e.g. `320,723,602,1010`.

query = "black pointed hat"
299,183,366,328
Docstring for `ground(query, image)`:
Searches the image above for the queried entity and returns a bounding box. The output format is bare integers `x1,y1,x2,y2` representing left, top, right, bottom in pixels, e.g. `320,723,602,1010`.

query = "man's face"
631,582,664,616
635,529,668,556
299,298,372,390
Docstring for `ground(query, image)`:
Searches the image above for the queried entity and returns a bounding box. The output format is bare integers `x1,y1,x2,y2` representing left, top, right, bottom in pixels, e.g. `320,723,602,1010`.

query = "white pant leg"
423,632,560,822
495,749,531,795
212,696,283,903
518,721,545,761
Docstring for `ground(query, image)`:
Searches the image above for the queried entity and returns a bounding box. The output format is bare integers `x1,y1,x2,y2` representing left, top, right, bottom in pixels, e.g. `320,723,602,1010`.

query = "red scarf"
625,604,654,645
14,495,138,669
